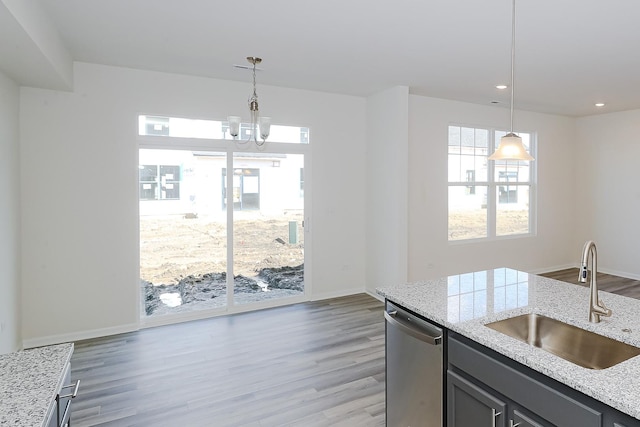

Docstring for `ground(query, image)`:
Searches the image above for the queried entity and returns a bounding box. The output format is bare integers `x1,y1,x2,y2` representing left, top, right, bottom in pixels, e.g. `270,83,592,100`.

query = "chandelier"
488,0,534,161
228,57,271,147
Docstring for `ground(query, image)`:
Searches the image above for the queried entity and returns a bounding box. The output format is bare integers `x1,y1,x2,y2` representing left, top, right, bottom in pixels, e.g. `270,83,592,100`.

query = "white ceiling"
5,0,640,117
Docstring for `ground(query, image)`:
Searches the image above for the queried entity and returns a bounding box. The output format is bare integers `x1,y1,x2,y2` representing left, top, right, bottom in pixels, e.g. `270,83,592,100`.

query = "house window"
448,126,535,241
139,164,181,200
466,170,476,195
144,116,170,136
138,115,310,144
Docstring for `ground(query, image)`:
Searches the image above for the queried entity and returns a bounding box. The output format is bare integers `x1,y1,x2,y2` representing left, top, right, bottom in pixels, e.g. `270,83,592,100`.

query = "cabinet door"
512,408,553,427
448,371,506,427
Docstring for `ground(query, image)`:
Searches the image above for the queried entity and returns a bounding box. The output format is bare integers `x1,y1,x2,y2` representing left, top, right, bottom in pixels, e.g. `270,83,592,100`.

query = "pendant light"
228,57,271,147
489,0,534,161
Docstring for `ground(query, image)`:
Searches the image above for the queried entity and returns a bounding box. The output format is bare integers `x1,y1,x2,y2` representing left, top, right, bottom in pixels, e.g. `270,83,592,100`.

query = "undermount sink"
485,313,640,369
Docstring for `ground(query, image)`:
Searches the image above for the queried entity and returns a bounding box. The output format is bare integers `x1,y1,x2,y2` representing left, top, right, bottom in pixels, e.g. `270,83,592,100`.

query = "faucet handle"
598,299,612,317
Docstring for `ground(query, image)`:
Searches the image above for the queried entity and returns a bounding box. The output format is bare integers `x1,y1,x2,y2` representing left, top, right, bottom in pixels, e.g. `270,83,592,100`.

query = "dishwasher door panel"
386,301,443,427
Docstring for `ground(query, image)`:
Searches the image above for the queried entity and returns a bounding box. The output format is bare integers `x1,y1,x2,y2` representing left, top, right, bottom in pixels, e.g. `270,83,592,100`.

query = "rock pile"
143,264,304,315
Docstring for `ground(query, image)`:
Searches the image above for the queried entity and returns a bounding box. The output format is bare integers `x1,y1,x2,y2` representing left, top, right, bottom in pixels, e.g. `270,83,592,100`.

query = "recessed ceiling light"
595,103,605,107
496,85,508,90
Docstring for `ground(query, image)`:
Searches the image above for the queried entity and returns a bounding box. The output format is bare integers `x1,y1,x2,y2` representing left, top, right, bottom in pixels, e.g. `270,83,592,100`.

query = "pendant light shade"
489,0,534,161
489,133,534,160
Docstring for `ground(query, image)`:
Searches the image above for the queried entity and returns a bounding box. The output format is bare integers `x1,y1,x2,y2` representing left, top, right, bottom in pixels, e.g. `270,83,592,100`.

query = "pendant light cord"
509,0,516,134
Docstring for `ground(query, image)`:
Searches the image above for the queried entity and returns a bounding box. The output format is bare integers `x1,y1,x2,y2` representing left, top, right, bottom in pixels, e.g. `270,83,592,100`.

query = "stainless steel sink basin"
486,313,640,369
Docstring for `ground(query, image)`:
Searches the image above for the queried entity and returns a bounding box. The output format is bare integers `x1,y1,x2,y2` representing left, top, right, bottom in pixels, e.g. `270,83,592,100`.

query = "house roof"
2,0,640,117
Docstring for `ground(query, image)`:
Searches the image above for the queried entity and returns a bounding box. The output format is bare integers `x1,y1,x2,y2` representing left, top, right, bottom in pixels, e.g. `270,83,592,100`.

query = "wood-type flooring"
540,268,640,299
70,269,639,426
70,294,386,427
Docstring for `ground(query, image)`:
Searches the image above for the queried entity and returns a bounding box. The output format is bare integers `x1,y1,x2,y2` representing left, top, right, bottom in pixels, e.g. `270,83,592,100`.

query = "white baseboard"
527,263,640,281
22,322,139,349
310,286,365,301
365,290,384,302
598,267,640,281
22,290,365,347
140,295,309,329
528,263,577,275
141,307,228,329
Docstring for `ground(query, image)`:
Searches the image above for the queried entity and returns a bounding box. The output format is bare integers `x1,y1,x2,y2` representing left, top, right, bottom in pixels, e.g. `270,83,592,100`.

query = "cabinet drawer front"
513,408,548,427
448,335,601,427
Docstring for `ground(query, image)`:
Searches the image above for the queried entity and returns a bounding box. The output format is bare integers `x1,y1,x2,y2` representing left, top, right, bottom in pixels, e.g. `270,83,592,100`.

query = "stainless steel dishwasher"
385,300,443,427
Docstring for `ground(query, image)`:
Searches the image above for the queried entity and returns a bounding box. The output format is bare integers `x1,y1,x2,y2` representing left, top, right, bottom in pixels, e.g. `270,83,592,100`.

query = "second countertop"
0,343,74,427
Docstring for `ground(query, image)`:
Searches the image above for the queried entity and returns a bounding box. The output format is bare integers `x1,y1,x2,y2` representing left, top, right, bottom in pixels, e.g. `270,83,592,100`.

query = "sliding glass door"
139,149,228,317
139,148,305,318
231,152,305,305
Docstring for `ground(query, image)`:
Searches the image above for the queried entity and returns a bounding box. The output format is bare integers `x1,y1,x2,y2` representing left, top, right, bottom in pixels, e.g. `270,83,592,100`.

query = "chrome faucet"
578,240,612,323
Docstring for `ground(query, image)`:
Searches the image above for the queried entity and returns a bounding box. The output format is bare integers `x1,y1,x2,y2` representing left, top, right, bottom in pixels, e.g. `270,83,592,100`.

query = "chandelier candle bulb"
259,117,271,141
228,116,241,138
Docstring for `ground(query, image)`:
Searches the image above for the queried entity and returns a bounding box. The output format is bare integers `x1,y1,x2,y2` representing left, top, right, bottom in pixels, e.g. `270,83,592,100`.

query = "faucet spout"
578,240,612,323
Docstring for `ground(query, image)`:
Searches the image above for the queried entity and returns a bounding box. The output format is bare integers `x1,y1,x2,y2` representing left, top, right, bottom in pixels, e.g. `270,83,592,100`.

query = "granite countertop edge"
377,272,640,421
0,343,75,427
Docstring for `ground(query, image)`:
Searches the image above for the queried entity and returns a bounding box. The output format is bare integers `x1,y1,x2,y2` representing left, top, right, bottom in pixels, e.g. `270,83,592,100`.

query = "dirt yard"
141,209,526,284
140,209,526,315
140,212,305,286
448,209,529,240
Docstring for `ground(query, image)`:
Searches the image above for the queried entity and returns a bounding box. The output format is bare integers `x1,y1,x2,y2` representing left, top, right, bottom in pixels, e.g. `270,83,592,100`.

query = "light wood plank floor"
70,294,386,427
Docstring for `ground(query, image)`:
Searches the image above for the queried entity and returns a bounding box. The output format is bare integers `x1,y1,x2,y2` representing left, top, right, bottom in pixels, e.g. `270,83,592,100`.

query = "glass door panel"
139,149,227,317
232,153,305,304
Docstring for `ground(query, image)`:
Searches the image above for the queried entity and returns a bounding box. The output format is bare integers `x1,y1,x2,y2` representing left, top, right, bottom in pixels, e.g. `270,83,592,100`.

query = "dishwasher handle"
385,310,443,346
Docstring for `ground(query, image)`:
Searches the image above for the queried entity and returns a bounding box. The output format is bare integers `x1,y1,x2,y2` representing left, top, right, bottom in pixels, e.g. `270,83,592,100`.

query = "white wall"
17,61,591,346
20,62,367,346
575,110,640,278
0,70,21,354
0,0,73,89
407,95,577,280
365,86,409,293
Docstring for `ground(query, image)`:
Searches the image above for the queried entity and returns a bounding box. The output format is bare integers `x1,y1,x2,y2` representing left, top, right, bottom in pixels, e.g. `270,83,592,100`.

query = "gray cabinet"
448,370,551,427
448,370,506,426
448,332,640,427
512,408,547,427
448,334,600,426
46,363,79,427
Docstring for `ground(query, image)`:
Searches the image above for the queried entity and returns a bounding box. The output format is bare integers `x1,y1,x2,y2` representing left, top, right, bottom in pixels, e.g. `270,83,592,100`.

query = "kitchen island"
0,343,74,426
377,268,640,425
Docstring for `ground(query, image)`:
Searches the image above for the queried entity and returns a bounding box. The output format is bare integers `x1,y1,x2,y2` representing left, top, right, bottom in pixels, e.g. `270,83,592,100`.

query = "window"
144,116,170,136
138,115,310,144
139,164,181,200
448,126,535,241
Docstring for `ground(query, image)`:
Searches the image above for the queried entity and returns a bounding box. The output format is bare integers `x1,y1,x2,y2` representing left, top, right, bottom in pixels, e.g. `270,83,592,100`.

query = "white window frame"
448,125,537,242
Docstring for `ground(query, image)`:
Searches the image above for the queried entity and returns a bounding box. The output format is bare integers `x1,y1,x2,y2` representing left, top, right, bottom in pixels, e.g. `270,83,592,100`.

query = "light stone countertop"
377,268,640,420
0,343,74,427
